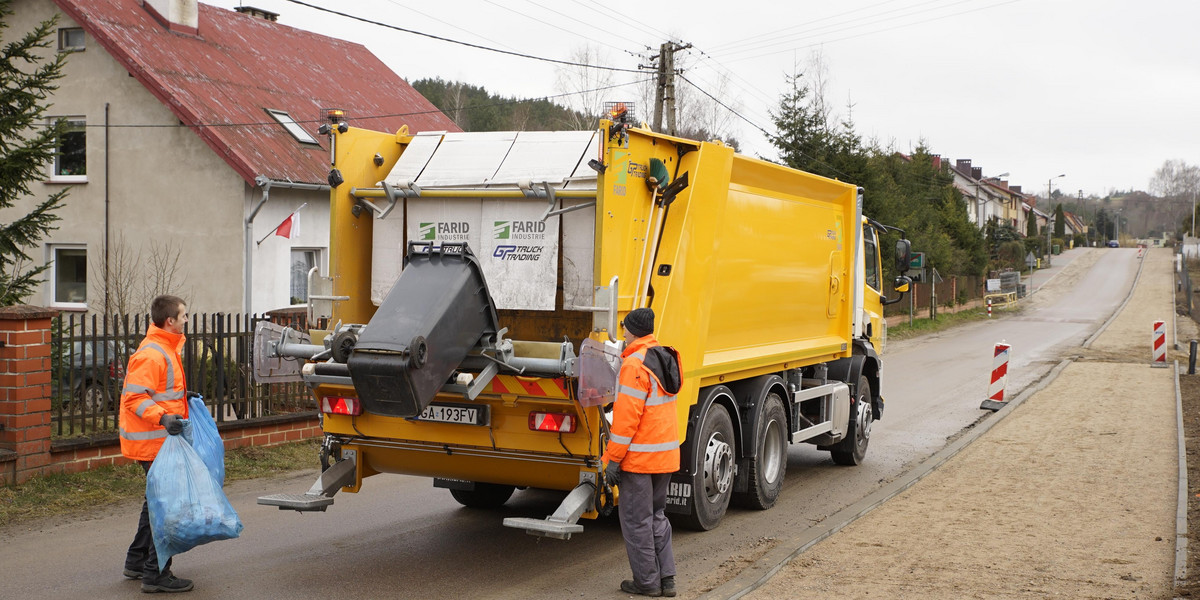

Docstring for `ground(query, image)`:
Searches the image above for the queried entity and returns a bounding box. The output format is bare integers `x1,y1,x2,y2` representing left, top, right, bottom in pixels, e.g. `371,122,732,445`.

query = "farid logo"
494,220,546,241
419,221,470,241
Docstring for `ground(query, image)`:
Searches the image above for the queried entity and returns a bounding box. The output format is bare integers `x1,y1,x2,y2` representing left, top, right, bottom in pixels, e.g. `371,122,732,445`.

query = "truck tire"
736,392,787,510
679,403,735,531
831,376,872,466
449,483,515,509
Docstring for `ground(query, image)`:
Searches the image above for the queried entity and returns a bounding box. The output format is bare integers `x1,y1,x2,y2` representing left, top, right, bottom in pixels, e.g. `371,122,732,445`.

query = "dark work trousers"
125,460,172,581
618,471,676,590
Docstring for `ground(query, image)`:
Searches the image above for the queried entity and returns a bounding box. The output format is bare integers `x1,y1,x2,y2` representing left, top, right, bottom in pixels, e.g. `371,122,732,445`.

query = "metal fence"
51,312,319,438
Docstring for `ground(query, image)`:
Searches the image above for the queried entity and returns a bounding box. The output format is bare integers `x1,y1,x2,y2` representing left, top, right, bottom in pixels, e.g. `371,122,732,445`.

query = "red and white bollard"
1152,320,1167,367
987,298,992,318
980,342,1012,411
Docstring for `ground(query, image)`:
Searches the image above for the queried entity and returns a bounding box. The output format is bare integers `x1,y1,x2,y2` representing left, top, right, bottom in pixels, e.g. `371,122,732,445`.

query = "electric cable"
281,0,644,73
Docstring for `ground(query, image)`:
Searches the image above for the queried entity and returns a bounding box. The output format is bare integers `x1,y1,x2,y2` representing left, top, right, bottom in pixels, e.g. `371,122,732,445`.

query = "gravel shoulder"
743,248,1183,599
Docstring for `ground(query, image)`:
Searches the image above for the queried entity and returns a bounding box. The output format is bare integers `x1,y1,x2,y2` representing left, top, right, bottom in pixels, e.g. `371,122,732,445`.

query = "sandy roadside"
743,248,1184,599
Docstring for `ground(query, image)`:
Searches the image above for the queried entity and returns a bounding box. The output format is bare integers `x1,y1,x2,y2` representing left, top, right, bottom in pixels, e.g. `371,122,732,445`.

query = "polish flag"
274,212,299,239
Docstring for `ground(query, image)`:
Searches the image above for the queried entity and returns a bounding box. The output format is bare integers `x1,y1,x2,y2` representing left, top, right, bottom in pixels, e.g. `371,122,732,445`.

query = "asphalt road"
0,248,1140,600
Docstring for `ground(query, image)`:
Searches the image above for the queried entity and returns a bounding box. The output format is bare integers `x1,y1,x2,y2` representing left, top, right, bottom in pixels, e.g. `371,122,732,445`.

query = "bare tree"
554,44,615,129
88,235,191,315
1150,159,1200,199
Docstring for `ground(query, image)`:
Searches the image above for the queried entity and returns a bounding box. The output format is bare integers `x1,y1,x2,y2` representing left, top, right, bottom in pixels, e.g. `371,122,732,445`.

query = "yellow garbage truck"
256,108,911,536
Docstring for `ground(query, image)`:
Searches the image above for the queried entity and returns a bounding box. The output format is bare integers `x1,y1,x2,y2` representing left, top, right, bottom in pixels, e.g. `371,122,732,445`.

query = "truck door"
861,223,885,351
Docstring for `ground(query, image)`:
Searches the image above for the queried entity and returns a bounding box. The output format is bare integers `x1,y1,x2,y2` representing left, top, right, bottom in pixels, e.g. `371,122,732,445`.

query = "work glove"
186,391,202,400
604,461,621,488
160,413,184,436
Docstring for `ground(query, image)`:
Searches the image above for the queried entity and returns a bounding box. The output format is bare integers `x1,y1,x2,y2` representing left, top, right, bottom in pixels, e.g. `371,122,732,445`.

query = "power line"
280,0,643,74
709,0,943,54
722,0,1022,63
482,0,630,56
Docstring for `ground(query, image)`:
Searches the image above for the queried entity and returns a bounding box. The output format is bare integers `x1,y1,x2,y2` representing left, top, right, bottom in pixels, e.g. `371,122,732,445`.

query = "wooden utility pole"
646,41,691,135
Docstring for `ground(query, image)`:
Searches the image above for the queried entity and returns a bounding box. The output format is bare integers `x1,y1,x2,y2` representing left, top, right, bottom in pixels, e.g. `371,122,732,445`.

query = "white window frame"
289,247,324,305
266,109,320,145
57,27,85,52
48,117,87,183
48,244,88,310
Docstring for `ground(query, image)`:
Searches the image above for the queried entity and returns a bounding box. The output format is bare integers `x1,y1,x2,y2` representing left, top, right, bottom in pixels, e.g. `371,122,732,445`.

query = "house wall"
8,0,247,315
249,186,331,312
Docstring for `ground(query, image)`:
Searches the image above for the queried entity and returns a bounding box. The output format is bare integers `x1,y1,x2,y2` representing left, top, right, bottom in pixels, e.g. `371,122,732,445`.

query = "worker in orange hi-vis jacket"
118,294,195,594
601,307,683,598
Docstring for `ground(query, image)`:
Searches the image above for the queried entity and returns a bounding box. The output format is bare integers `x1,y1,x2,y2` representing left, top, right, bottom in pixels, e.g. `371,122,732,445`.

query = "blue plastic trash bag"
147,423,243,570
187,395,225,486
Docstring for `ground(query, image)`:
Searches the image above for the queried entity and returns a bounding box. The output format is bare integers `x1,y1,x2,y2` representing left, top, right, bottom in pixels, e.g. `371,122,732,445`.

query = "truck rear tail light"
322,396,361,416
529,411,576,433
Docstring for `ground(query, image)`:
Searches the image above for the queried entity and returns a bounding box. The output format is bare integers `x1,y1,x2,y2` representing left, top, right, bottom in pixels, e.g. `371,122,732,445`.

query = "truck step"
257,493,335,511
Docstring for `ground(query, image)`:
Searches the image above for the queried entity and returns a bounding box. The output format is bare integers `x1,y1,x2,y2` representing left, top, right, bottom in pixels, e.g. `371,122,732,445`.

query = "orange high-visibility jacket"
601,334,682,474
119,324,188,461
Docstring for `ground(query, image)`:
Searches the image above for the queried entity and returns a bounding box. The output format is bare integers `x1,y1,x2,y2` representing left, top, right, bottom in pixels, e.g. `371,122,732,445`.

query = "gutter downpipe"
245,176,331,315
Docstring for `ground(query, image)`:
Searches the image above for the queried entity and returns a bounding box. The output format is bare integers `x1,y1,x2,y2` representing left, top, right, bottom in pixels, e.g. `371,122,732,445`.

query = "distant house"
947,158,1008,229
6,0,458,315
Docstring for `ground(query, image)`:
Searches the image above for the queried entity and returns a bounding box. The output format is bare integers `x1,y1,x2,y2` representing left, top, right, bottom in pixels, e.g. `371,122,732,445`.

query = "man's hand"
604,461,621,488
160,413,184,436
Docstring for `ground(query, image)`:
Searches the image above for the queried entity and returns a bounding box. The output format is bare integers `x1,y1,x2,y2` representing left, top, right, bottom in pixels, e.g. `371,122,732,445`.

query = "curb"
701,247,1165,600
1176,360,1189,590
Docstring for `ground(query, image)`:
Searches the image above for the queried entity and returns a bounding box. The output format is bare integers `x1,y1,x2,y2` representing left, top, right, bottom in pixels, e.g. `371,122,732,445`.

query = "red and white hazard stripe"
1152,320,1167,365
988,343,1011,402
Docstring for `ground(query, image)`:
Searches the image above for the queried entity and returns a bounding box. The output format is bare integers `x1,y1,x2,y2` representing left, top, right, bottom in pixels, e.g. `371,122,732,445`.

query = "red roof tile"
53,0,460,184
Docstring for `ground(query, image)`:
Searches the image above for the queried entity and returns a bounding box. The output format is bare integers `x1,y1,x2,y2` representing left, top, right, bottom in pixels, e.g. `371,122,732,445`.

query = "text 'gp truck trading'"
255,106,912,537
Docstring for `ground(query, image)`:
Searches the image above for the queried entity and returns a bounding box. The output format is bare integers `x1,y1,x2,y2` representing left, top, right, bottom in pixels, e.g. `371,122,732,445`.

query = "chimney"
142,0,198,34
1011,185,1022,194
931,154,941,169
955,159,972,174
971,167,982,180
235,6,280,21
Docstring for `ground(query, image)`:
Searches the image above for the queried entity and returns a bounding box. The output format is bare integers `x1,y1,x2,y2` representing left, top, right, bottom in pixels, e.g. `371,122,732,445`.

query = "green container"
1052,244,1061,254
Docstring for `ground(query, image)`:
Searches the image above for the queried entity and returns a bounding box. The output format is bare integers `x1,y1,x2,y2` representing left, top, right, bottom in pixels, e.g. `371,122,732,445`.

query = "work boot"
141,573,194,593
660,575,677,597
620,579,663,597
123,568,142,580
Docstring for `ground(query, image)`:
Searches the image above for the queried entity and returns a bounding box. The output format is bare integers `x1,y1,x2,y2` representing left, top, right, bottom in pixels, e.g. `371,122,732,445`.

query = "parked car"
58,340,126,412
1107,240,1120,248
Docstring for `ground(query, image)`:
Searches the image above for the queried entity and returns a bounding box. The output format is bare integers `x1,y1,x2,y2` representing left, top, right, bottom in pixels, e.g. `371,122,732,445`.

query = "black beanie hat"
623,308,654,338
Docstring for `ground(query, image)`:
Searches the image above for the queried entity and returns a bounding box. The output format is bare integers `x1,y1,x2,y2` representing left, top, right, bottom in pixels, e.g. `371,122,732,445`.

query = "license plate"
414,403,487,426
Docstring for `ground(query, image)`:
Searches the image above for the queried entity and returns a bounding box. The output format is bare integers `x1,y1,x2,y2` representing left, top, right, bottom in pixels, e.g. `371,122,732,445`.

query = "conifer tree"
0,2,69,306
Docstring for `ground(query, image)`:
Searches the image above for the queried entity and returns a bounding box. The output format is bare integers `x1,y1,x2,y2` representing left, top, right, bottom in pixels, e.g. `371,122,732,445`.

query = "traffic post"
1152,320,1167,367
980,342,1011,411
987,298,992,318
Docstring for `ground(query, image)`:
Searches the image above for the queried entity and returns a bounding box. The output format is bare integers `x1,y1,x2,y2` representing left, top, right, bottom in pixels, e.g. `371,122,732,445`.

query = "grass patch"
0,438,320,529
886,305,1003,341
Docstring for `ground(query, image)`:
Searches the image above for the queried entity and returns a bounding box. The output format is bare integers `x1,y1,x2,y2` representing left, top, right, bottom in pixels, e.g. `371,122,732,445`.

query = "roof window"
266,109,319,145
58,27,85,52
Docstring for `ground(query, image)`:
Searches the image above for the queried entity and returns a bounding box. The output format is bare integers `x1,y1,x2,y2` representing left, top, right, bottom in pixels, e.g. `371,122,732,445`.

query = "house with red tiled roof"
7,0,458,314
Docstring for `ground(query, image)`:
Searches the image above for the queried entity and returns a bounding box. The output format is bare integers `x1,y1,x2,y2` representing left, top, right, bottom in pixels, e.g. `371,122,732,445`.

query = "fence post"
0,305,58,485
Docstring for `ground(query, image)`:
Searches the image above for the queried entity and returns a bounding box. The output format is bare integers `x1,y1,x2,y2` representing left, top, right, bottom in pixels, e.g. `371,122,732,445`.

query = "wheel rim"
762,417,784,484
83,386,105,412
855,401,873,449
702,432,733,500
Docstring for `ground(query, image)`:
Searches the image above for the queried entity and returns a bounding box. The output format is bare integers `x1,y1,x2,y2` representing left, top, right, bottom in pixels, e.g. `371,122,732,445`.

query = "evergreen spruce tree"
1054,203,1065,239
0,2,69,306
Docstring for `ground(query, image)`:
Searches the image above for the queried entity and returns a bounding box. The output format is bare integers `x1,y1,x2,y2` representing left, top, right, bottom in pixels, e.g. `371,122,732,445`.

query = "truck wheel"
79,382,109,413
831,376,872,466
449,483,515,509
679,403,735,530
737,393,787,510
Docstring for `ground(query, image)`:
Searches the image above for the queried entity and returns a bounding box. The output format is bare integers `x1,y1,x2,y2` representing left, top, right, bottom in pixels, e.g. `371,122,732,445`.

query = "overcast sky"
208,0,1200,199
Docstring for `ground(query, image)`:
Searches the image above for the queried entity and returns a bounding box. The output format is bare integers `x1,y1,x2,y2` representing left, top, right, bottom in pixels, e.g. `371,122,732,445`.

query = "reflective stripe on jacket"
118,323,188,461
601,334,681,474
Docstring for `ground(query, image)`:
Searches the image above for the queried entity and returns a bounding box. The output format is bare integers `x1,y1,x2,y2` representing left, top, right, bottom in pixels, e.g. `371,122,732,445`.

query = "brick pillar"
0,305,58,485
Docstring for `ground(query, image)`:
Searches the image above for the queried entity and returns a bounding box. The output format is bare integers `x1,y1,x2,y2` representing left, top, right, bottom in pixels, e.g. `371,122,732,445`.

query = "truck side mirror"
894,239,912,272
882,275,911,306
